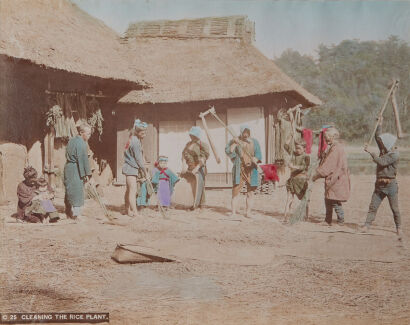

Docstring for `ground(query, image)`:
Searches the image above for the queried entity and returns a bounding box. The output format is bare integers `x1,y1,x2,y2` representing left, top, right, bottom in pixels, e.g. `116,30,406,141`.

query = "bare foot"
320,221,331,227
397,228,402,241
360,225,369,233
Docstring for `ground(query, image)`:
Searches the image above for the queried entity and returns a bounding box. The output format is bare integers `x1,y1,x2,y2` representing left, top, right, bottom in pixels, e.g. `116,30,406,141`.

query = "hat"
158,156,168,162
240,124,251,134
379,133,397,151
134,119,148,131
23,166,38,180
189,126,202,139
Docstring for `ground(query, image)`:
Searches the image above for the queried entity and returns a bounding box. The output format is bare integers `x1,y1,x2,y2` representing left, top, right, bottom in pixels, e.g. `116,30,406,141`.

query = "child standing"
284,140,310,221
152,156,179,208
363,117,401,239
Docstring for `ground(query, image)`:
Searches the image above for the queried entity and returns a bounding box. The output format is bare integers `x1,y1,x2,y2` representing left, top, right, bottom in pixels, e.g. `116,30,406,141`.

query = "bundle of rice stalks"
85,182,114,222
289,155,319,225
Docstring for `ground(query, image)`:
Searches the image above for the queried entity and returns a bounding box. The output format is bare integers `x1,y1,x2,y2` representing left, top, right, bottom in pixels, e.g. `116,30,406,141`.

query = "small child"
284,140,310,221
26,177,60,223
152,156,179,208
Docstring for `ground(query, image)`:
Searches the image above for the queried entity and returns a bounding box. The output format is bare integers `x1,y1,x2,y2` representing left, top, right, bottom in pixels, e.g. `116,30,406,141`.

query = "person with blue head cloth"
225,124,262,218
182,126,210,209
363,116,402,239
122,118,149,217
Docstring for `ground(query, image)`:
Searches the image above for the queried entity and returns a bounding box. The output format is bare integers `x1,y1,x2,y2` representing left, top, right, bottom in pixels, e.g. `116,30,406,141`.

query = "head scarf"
134,119,148,131
23,166,38,180
240,124,251,135
189,126,202,139
379,133,397,151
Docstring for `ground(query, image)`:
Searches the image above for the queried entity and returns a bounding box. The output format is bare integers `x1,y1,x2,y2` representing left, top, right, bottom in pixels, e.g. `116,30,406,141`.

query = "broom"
140,169,167,219
288,154,319,225
85,181,115,222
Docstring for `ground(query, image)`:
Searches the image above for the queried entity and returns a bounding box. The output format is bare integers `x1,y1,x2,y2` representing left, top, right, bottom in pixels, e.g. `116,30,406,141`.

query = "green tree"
275,37,410,143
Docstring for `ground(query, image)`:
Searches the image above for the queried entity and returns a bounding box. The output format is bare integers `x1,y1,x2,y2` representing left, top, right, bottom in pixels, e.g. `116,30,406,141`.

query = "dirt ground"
1,174,409,325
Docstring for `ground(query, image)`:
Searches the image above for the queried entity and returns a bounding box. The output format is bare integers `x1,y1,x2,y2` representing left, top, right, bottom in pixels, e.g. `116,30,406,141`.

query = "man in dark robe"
64,123,92,220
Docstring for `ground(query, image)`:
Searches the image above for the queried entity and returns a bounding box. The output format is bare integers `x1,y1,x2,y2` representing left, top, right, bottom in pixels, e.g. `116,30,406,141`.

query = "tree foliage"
275,36,410,143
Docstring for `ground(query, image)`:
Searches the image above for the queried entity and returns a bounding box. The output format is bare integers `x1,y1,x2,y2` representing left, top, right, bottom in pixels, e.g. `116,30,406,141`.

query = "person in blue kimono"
64,123,92,221
225,124,262,218
122,119,150,216
152,156,179,208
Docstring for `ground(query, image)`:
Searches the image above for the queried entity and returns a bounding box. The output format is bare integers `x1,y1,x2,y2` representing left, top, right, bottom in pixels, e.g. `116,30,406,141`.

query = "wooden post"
48,127,55,187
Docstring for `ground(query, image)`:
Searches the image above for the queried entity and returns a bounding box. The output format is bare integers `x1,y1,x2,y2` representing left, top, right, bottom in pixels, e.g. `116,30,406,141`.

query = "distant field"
345,145,410,175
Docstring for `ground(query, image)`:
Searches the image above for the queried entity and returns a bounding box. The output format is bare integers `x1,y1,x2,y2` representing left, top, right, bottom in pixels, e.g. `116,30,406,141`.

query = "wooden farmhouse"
0,0,146,198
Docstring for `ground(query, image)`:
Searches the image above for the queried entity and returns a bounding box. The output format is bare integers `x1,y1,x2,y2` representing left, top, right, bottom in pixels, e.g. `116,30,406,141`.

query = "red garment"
302,128,313,154
260,164,279,182
318,129,328,158
159,168,170,180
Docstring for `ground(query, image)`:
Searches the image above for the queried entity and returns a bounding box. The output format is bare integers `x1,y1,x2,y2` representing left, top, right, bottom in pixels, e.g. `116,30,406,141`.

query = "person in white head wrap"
363,117,402,239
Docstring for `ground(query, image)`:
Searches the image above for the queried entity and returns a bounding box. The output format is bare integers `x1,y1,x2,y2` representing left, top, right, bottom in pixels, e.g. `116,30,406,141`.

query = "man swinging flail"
225,124,262,218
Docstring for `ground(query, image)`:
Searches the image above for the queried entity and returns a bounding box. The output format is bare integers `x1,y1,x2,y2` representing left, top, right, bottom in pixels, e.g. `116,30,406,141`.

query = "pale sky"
72,0,410,58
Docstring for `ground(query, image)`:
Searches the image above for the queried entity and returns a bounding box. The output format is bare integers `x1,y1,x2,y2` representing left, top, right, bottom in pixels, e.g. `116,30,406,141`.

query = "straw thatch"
125,15,255,43
119,16,321,107
0,0,146,85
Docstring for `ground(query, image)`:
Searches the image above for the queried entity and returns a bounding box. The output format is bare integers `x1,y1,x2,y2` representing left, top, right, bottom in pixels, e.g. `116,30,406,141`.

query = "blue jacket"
225,138,262,186
122,136,145,176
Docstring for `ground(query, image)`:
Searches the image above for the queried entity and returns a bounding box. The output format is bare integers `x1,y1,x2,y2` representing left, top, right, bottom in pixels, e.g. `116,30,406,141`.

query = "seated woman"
26,177,60,223
16,166,40,223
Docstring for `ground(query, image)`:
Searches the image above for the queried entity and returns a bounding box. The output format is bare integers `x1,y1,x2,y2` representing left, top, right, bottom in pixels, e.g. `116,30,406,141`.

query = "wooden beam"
45,89,109,98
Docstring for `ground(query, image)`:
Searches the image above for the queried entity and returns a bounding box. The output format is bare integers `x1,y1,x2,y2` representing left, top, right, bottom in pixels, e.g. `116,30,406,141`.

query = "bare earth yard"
1,174,409,325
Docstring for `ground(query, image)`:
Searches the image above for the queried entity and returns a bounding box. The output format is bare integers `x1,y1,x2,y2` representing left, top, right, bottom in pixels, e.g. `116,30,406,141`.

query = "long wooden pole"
391,84,404,139
366,80,399,146
209,107,262,173
200,115,221,164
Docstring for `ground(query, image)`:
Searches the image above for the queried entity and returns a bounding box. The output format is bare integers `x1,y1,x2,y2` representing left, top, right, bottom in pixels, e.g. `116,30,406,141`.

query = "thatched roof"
0,0,146,85
119,16,321,107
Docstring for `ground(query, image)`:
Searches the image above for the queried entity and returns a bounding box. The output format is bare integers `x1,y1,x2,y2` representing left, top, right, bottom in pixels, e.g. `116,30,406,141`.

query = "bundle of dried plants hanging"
45,105,63,127
87,109,104,140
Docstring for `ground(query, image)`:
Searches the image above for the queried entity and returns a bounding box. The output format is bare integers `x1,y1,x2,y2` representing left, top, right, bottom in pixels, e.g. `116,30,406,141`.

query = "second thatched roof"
119,16,321,107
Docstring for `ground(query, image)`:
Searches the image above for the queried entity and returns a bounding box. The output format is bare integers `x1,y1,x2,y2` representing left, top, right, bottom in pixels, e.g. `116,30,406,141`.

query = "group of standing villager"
13,112,402,240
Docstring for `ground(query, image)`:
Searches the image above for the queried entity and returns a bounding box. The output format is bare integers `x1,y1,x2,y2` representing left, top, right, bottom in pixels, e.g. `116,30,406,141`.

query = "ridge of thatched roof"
124,16,255,43
119,36,322,107
0,0,146,85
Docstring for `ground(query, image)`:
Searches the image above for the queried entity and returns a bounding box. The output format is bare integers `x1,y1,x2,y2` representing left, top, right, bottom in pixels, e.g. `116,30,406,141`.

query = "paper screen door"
159,120,194,172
